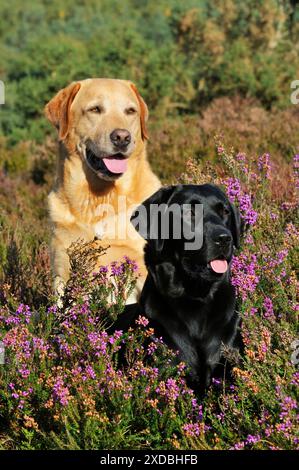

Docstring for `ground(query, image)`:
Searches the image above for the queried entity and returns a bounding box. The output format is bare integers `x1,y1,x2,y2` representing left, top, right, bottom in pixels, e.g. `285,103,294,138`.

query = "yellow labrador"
45,78,160,302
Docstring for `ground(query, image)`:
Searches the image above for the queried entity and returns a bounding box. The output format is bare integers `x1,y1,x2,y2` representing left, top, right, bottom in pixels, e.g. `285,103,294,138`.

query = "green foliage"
0,0,298,143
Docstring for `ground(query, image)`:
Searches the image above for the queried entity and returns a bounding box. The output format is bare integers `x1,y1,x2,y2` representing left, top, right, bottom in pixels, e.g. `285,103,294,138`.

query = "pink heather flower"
177,362,186,373
291,372,299,386
71,366,83,376
47,305,58,314
263,297,274,318
222,177,241,200
238,194,258,226
232,442,245,450
231,253,260,300
18,367,30,378
56,337,72,357
88,331,108,355
222,178,257,226
165,378,180,401
135,316,149,327
33,337,48,353
113,330,123,340
16,304,31,324
244,234,254,245
236,152,246,163
285,223,299,243
258,153,271,179
147,341,158,355
246,434,261,445
235,153,249,173
85,365,96,379
280,396,297,412
53,377,70,406
183,422,202,437
18,400,25,410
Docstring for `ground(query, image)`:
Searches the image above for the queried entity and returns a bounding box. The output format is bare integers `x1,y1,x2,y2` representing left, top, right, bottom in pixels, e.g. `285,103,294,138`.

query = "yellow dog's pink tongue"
210,259,228,274
103,157,127,174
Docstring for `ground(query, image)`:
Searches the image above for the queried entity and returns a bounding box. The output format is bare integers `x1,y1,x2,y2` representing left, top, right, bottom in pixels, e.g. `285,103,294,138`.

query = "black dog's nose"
214,233,232,245
110,129,131,148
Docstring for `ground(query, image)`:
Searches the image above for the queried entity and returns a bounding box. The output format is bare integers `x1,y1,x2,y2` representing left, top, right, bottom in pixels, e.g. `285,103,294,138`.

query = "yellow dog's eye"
125,107,137,115
88,106,103,113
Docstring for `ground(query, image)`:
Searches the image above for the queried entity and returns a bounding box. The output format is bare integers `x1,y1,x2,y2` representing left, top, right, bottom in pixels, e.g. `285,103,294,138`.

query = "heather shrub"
0,138,298,450
0,246,204,450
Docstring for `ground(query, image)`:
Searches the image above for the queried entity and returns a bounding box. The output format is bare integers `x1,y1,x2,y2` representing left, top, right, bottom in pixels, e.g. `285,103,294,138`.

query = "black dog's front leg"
150,262,185,298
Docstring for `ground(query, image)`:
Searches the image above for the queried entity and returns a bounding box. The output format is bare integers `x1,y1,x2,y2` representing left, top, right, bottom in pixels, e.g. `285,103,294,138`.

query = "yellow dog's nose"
110,128,131,148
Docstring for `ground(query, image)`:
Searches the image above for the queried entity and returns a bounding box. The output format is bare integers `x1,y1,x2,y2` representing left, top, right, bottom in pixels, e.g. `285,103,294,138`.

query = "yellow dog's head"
45,78,148,181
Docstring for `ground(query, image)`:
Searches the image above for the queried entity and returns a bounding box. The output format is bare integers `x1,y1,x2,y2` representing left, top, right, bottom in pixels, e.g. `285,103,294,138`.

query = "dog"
44,78,160,301
113,184,242,393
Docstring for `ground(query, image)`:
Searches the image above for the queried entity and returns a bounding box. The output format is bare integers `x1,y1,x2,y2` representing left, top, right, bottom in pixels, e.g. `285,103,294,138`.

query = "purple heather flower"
222,177,241,200
135,316,149,327
239,194,258,226
99,266,109,274
18,367,30,378
231,253,260,300
47,305,58,315
246,434,261,445
263,297,274,318
123,256,138,272
232,442,245,450
183,422,202,437
165,378,180,401
291,372,299,386
258,153,271,179
53,377,70,406
85,365,96,379
147,342,157,355
110,261,125,276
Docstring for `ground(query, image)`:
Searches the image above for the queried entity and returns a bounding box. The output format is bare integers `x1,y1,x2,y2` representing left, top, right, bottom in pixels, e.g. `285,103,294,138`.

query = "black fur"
113,184,242,394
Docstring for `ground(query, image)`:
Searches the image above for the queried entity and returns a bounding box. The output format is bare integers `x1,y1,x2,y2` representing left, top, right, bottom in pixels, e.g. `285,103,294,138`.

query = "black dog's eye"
88,106,103,114
216,203,230,218
125,107,137,115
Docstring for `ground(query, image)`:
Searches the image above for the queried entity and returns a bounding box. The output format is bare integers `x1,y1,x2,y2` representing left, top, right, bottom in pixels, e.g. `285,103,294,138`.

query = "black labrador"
113,184,242,394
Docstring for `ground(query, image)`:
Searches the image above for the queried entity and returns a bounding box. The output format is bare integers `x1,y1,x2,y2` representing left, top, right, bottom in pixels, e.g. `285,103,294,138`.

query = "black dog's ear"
229,202,241,249
130,185,178,252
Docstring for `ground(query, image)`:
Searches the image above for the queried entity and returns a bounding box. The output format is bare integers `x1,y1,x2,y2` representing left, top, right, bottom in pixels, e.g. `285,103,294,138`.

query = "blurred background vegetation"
0,0,298,223
0,0,298,143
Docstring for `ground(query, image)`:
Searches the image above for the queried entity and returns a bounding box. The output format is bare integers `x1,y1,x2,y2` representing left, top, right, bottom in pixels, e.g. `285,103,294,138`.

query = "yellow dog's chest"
49,190,138,243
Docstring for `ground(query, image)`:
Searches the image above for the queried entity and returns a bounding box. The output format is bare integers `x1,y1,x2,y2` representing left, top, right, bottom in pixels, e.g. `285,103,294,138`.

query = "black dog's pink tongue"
103,157,127,174
210,259,228,274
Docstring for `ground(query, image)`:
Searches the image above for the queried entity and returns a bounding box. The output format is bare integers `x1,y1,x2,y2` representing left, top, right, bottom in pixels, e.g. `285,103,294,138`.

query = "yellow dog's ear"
130,83,149,141
44,82,81,140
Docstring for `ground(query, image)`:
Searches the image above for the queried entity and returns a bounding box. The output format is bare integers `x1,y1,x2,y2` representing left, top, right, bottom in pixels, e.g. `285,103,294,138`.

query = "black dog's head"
131,184,241,280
